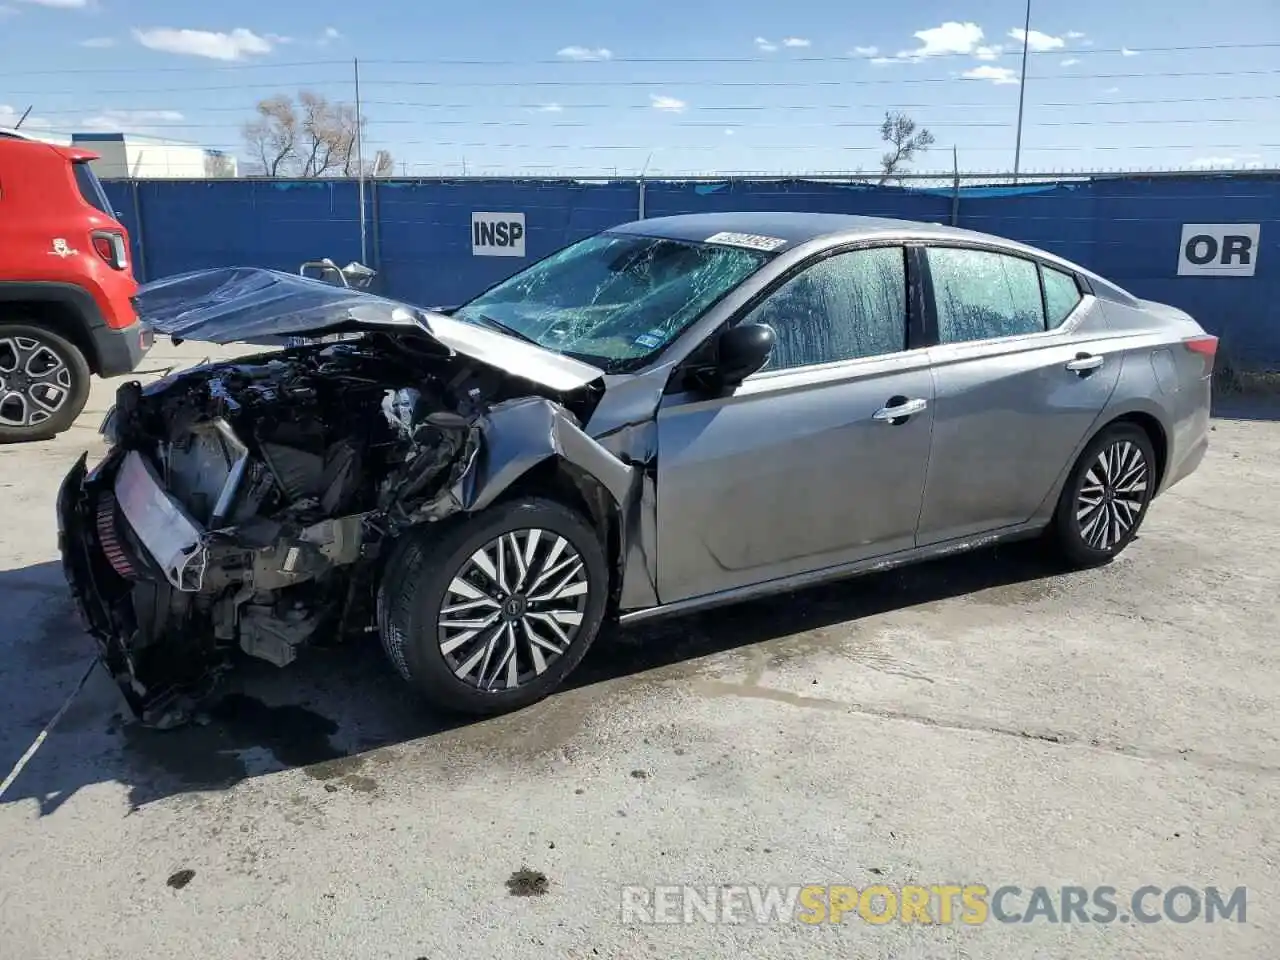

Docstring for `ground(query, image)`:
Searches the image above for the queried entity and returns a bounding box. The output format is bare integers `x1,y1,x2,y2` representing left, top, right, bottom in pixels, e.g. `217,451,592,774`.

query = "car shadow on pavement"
0,541,1068,815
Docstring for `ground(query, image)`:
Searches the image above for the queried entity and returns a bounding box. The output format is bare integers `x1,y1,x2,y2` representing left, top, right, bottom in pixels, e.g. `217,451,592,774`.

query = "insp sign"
1177,224,1261,277
472,212,526,257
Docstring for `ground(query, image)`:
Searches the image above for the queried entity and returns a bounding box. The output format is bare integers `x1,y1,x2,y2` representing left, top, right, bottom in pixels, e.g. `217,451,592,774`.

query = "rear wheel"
0,322,91,443
378,496,610,715
1049,422,1157,567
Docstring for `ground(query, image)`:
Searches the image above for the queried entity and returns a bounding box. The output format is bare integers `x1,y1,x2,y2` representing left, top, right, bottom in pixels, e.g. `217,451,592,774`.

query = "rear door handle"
1066,353,1104,373
873,397,928,422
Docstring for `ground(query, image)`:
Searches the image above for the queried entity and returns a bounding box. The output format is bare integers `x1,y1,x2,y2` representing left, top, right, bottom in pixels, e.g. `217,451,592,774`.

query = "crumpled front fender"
461,396,637,513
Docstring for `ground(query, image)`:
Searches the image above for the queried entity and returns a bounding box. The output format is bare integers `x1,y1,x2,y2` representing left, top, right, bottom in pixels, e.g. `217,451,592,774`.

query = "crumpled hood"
134,267,606,394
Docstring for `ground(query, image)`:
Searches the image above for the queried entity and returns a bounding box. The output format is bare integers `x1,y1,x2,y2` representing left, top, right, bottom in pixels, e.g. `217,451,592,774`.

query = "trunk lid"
134,267,606,393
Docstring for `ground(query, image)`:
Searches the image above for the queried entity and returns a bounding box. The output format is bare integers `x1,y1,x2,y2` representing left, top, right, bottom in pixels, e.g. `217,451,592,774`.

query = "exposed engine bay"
58,330,614,727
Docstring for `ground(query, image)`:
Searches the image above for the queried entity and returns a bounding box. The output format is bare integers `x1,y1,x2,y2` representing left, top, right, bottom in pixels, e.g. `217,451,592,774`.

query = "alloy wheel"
0,335,73,428
437,528,591,692
1076,439,1149,551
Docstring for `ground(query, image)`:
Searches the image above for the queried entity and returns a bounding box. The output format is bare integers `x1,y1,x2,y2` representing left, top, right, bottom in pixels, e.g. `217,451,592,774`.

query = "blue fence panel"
644,179,953,224
124,179,364,283
1087,177,1280,367
101,174,1280,368
373,179,638,306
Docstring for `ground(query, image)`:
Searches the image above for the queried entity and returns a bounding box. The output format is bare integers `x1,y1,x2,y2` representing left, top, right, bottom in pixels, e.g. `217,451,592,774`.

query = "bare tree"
370,149,395,177
243,94,299,177
204,152,237,178
242,91,393,178
878,111,935,184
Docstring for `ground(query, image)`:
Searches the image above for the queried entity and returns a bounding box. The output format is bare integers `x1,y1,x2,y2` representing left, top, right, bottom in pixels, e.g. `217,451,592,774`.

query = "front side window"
928,247,1045,344
739,246,908,373
452,233,772,371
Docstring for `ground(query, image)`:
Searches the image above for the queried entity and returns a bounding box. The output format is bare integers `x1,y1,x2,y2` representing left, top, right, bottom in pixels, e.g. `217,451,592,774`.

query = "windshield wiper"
466,312,541,347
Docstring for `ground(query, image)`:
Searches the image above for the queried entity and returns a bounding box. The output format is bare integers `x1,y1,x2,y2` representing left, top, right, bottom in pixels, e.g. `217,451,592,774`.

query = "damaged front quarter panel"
56,329,648,727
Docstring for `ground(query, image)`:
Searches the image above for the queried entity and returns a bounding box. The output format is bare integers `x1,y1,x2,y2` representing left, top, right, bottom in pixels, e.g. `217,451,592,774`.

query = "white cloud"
870,56,898,65
536,102,564,113
133,27,273,61
962,65,1020,85
557,45,612,61
78,36,115,47
324,26,340,39
1066,31,1086,39
0,104,50,128
974,45,1003,61
1121,47,1139,56
724,128,735,136
80,109,184,132
897,21,984,60
782,37,811,48
650,93,687,113
15,0,88,7
1008,28,1064,52
1061,57,1080,66
850,45,878,57
266,33,295,45
754,36,778,52
1103,86,1120,93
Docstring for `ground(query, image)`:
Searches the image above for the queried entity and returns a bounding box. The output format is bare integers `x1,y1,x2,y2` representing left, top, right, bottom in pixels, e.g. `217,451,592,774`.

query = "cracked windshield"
452,233,772,368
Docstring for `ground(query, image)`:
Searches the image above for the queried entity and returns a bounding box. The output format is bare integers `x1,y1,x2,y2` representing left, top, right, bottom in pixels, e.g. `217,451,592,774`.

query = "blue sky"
0,0,1277,175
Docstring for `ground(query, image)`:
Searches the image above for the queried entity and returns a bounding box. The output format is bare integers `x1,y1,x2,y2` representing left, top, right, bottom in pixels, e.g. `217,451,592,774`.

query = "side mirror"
716,322,775,386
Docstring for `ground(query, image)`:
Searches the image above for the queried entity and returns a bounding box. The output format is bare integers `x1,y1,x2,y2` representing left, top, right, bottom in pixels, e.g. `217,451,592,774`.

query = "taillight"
91,230,128,271
1183,334,1219,375
1183,335,1218,357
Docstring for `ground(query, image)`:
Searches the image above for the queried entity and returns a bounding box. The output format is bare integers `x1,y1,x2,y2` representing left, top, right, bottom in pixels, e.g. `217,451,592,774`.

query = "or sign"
1177,224,1260,277
472,212,526,257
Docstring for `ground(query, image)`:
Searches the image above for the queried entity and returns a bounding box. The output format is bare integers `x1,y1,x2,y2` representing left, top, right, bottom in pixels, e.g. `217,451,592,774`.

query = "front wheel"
1049,422,1157,567
0,323,91,443
378,496,610,715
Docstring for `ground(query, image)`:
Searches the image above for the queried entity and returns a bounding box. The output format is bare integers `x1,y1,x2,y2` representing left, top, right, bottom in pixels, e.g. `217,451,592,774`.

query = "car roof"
609,211,990,247
0,130,100,163
607,210,1137,302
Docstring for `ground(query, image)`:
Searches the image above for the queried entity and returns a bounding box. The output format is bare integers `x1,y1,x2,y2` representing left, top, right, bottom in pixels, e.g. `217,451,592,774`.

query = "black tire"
0,322,91,443
378,496,610,715
1049,422,1158,568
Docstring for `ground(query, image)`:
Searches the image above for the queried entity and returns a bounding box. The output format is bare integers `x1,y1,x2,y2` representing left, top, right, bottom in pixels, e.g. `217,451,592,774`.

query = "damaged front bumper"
56,448,167,719
55,443,371,725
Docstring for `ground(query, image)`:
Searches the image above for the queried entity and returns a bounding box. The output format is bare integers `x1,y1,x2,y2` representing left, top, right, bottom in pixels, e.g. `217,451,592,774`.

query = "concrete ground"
0,340,1276,960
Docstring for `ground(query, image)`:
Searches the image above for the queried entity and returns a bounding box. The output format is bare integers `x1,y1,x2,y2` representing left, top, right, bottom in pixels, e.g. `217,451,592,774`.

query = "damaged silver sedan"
57,213,1215,726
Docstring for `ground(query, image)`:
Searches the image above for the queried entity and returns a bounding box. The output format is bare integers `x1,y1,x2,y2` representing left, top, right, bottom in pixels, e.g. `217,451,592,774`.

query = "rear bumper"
91,320,153,377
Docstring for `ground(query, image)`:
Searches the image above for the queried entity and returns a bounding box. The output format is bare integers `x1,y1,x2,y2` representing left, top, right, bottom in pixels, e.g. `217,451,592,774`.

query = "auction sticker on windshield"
705,231,787,252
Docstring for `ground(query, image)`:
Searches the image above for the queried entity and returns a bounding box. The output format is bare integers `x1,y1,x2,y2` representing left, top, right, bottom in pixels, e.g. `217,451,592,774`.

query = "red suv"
0,131,152,442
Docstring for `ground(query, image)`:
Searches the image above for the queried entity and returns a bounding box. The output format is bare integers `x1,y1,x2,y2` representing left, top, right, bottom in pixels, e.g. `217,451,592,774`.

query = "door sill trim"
616,522,1046,625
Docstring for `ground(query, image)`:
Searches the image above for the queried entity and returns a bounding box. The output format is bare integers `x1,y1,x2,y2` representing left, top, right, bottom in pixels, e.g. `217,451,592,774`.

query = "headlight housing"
99,405,119,445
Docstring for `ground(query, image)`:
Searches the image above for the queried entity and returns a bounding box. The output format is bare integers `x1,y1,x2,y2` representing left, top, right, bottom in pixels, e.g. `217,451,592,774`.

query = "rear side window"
927,247,1045,343
72,161,112,216
1042,265,1084,328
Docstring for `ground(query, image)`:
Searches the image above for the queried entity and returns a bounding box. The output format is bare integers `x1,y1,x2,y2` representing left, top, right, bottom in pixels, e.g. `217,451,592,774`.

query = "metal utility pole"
354,58,368,265
1012,0,1032,181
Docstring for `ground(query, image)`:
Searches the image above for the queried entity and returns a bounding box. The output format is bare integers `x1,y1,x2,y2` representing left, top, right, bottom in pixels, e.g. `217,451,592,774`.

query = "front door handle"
873,397,928,423
1066,353,1104,373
